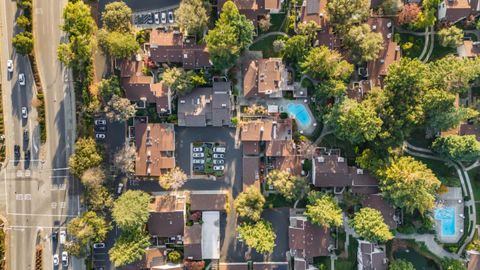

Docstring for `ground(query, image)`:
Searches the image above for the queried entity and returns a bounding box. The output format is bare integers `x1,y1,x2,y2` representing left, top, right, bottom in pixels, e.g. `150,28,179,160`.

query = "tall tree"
297,21,320,44
389,259,415,270
98,30,139,59
283,35,311,64
102,1,133,34
301,46,353,81
159,167,188,190
109,228,150,267
305,191,343,228
325,98,383,144
381,0,403,15
69,137,103,178
266,170,308,201
344,24,384,62
98,76,122,102
104,94,137,122
380,156,441,215
162,67,205,96
12,31,33,55
314,79,347,99
327,0,370,32
237,221,276,254
217,1,254,50
112,190,151,230
62,1,96,38
114,143,136,174
234,187,265,221
67,211,111,247
80,166,106,187
85,185,114,213
398,3,420,25
432,135,480,162
175,0,209,36
441,258,467,270
351,207,393,242
427,56,480,94
438,26,464,48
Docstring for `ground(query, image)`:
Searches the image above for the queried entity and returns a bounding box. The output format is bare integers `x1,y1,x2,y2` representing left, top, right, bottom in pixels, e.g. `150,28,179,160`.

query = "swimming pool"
434,207,456,237
287,103,312,126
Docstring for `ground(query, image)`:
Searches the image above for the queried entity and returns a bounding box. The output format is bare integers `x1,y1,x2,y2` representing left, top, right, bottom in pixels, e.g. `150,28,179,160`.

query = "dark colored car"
25,150,30,161
23,129,29,144
14,145,20,160
95,125,107,132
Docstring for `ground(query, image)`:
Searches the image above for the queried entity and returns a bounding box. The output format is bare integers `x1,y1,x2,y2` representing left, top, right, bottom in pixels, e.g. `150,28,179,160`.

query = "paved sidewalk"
396,233,459,259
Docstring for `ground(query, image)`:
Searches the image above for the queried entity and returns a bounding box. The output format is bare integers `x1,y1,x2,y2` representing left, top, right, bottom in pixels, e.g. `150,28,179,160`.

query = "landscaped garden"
249,34,285,58
192,142,226,177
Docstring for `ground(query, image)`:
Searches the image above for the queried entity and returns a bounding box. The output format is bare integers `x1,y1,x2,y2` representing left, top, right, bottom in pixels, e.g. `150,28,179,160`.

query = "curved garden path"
251,31,289,44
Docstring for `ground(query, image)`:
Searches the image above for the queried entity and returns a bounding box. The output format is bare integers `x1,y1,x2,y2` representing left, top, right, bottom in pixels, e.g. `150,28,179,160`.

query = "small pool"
287,103,312,126
434,207,456,236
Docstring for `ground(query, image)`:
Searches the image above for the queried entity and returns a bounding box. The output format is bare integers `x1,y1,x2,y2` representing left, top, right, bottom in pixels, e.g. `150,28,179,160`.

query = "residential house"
289,209,334,270
184,224,203,260
467,249,480,270
243,156,262,190
357,240,388,270
217,0,283,27
177,81,233,127
148,194,186,243
438,0,479,23
243,58,292,98
457,40,480,58
119,59,172,114
460,123,480,141
119,247,183,270
362,194,400,229
189,190,228,212
134,123,175,178
148,30,211,69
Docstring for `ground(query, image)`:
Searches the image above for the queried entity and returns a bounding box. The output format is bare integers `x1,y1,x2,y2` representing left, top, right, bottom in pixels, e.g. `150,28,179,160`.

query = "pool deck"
435,187,464,243
266,99,317,136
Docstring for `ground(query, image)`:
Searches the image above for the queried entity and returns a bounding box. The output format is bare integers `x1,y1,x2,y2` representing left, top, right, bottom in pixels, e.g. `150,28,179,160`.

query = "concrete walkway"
396,233,460,259
423,27,435,63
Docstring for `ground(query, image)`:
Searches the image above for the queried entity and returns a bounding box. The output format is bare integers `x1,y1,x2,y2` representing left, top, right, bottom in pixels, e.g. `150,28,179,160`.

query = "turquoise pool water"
434,207,455,236
287,103,312,126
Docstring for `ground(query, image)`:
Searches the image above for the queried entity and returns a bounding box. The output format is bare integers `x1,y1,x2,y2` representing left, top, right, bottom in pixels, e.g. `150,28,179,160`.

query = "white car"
168,11,174,23
95,133,106,140
161,12,166,24
7,60,13,73
213,153,224,159
154,13,160,24
93,243,105,249
193,159,205,164
21,107,27,119
213,159,224,165
213,165,225,171
95,119,106,125
117,183,124,194
59,230,66,244
213,147,226,153
53,254,59,266
61,251,68,266
192,153,204,158
192,147,203,152
18,73,25,85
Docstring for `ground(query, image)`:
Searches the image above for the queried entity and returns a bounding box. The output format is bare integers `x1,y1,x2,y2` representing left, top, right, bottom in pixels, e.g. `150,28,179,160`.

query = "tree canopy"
438,26,464,48
175,0,209,36
12,31,33,55
67,211,111,248
432,135,480,162
283,35,311,64
351,207,393,242
112,190,151,230
80,166,106,188
162,67,206,96
266,170,308,201
305,191,343,228
234,187,265,221
327,0,370,32
344,24,384,62
380,156,440,215
109,228,150,267
101,1,133,34
389,259,415,270
69,137,103,178
237,221,276,254
381,0,403,15
301,46,353,81
105,94,137,122
159,167,188,190
98,30,139,59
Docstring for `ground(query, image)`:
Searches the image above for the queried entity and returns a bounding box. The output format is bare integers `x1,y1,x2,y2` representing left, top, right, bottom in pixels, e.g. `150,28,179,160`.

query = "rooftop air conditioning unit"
357,168,364,175
317,156,325,163
183,53,188,59
147,150,151,157
372,25,377,31
337,157,345,162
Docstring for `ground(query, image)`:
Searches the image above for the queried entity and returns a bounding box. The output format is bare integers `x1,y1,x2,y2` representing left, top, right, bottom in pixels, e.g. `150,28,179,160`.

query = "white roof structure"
201,211,220,259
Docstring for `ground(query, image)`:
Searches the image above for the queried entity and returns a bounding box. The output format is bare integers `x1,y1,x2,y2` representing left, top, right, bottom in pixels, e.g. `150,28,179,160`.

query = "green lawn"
267,13,287,33
264,193,293,208
408,155,460,187
335,236,358,269
249,34,284,58
429,37,457,61
407,128,434,148
398,33,425,59
313,256,331,269
469,168,480,203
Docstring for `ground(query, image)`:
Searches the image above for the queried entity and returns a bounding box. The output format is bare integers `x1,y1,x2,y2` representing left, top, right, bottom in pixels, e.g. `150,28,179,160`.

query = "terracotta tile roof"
243,58,286,97
272,156,304,176
443,0,477,22
218,0,268,26
149,194,184,212
243,60,260,97
184,224,202,260
289,217,334,258
265,0,281,10
300,0,328,26
460,123,480,141
135,123,175,177
362,194,397,229
265,140,296,157
190,192,227,211
243,141,261,155
243,156,261,190
241,120,274,141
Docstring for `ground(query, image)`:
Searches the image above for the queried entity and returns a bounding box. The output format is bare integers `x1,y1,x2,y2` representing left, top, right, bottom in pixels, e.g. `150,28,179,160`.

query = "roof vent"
147,168,151,175
357,168,364,175
320,13,324,17
196,98,200,105
147,126,151,131
317,156,325,163
387,33,392,39
372,25,377,31
180,100,186,104
222,103,227,107
183,53,188,59
387,22,392,28
147,150,151,157
380,59,385,64
337,157,345,163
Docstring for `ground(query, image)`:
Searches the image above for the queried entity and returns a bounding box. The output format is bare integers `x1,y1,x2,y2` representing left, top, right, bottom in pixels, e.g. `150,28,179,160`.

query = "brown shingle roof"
243,141,261,155
184,224,202,260
460,123,480,141
313,155,350,187
289,218,333,258
272,156,303,176
243,156,261,190
243,58,285,97
135,123,175,177
443,0,476,22
241,120,274,141
190,193,227,211
265,140,296,157
148,212,184,237
149,195,184,212
362,194,397,229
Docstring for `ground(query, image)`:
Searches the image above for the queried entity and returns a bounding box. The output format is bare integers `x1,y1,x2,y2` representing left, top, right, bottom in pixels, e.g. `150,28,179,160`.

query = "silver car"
18,73,25,85
192,152,204,158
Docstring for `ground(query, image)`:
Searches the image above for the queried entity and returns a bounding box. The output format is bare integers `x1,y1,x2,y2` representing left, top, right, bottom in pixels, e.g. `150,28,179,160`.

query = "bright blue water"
434,207,455,236
287,103,312,126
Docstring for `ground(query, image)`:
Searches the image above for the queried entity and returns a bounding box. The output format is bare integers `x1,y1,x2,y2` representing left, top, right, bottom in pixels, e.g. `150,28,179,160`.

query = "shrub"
167,250,182,263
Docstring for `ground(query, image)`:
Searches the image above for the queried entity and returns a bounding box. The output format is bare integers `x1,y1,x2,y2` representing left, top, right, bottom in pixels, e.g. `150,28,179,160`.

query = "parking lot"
192,142,227,177
133,8,177,28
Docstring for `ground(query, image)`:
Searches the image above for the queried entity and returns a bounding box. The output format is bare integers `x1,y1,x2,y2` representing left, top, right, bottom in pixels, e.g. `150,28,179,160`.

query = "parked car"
95,133,106,140
192,147,203,152
93,243,105,249
94,119,106,125
193,165,204,171
213,153,224,159
24,150,30,161
59,230,66,244
23,129,29,144
192,153,204,158
147,13,154,24
213,165,225,171
213,159,224,165
117,183,124,194
61,251,68,266
14,145,20,160
7,60,13,73
154,13,160,24
21,107,27,119
193,159,205,164
18,73,25,85
161,12,166,24
168,11,174,23
95,125,107,132
53,254,59,266
213,147,226,153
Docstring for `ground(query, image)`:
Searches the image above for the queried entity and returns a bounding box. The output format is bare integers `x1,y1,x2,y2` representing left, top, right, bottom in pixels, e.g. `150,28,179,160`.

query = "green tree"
380,156,441,215
315,79,347,99
67,211,111,247
283,35,310,64
85,185,114,213
80,166,106,187
234,187,265,221
62,1,96,37
217,1,254,50
381,0,404,15
344,24,384,62
167,250,183,263
327,0,370,32
266,170,308,201
98,76,122,102
109,229,150,267
351,207,393,242
162,67,204,96
432,135,480,162
12,31,33,55
69,137,103,178
325,98,383,144
427,56,480,94
206,23,240,70
112,190,151,230
301,46,353,81
159,167,188,190
441,258,467,270
305,191,343,228
101,1,133,33
57,43,75,66
175,0,209,36
438,26,464,48
237,221,276,254
16,15,31,30
297,21,320,44
98,30,139,59
389,259,415,270
105,94,137,122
